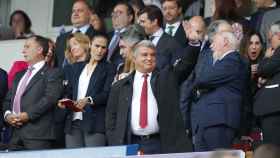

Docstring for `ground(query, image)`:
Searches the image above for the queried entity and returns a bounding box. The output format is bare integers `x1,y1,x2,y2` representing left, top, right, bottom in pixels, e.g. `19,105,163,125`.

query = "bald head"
188,16,206,40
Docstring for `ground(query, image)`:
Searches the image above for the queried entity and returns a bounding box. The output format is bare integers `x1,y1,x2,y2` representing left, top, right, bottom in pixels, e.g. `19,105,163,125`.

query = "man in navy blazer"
191,31,247,151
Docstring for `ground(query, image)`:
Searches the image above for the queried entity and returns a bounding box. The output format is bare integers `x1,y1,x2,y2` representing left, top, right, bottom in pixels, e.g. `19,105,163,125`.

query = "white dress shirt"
72,24,90,34
131,71,159,136
165,21,181,37
150,28,164,46
4,61,45,117
72,65,93,120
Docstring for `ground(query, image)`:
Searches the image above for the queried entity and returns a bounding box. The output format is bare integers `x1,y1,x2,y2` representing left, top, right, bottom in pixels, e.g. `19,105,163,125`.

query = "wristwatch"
87,96,94,104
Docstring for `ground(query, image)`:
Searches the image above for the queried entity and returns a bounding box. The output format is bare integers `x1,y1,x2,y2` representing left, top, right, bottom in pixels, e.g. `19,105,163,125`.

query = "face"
138,13,156,35
211,34,225,58
162,1,181,24
90,14,102,31
133,46,156,73
22,38,42,64
270,32,280,50
11,13,26,32
254,0,265,8
248,34,262,61
69,37,87,59
188,19,205,40
112,4,132,30
90,37,108,61
71,1,91,27
119,39,133,59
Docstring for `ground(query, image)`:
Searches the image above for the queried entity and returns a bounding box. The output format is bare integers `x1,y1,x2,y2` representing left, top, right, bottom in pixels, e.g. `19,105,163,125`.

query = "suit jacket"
106,45,200,153
250,7,275,32
3,64,63,140
64,60,115,134
191,51,247,131
254,47,280,116
54,25,98,68
107,31,123,67
156,33,182,69
0,68,8,128
173,23,188,48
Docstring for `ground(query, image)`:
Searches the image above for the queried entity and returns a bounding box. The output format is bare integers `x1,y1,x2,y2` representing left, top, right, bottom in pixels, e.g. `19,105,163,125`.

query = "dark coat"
3,65,63,140
254,47,280,116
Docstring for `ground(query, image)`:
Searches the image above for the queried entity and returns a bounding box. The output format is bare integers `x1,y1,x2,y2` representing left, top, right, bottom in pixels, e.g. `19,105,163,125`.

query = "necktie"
12,66,34,114
149,35,155,41
107,30,121,62
140,74,148,128
167,25,175,36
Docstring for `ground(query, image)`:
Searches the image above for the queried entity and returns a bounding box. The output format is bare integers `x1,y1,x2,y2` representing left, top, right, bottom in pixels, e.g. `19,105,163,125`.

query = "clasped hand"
6,112,29,128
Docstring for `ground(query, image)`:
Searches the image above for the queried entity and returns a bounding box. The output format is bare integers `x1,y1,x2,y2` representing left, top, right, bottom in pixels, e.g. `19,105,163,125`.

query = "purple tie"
12,66,34,114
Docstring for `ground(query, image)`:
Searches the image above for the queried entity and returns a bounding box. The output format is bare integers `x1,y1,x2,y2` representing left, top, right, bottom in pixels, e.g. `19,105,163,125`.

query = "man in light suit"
138,5,182,70
3,35,63,150
191,31,247,151
54,0,99,68
254,21,280,145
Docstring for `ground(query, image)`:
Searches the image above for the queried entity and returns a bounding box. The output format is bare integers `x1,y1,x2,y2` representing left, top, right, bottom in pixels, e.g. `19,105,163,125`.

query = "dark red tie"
140,74,148,128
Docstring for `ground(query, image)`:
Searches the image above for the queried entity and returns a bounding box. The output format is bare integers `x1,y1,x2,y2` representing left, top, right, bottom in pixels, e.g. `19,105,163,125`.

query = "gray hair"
120,24,147,47
207,20,231,42
270,20,280,35
133,40,156,57
218,31,239,50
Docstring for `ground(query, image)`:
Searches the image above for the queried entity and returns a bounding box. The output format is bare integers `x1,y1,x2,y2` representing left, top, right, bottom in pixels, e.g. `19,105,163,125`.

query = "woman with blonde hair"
64,33,91,65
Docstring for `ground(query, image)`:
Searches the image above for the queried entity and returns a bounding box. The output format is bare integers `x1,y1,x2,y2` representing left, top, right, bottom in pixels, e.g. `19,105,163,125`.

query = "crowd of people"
0,0,280,156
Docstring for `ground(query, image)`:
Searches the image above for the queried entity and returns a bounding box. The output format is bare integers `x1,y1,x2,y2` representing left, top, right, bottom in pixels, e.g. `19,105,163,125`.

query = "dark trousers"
131,134,161,154
193,125,235,151
9,130,52,150
261,114,280,145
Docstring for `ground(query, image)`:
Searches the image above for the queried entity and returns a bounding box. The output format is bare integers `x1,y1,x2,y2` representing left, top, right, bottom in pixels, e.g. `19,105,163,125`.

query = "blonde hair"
65,33,90,64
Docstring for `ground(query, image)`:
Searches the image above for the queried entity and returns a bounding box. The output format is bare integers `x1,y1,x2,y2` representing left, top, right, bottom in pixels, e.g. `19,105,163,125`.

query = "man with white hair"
190,31,247,151
254,20,280,145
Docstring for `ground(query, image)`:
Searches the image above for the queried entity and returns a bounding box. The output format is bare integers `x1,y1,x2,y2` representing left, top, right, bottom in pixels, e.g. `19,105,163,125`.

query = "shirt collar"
219,50,236,61
152,28,164,37
29,60,45,71
72,24,90,34
270,1,277,7
135,70,152,79
166,21,181,29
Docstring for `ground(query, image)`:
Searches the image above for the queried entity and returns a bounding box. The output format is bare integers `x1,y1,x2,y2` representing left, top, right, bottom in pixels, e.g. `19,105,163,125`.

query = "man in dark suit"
191,31,247,151
3,35,63,150
138,5,182,70
107,2,134,66
54,0,98,68
106,34,201,153
0,68,8,132
162,0,188,47
254,21,280,145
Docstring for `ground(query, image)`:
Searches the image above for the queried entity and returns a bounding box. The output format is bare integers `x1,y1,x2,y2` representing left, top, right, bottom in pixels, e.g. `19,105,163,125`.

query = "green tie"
167,25,175,36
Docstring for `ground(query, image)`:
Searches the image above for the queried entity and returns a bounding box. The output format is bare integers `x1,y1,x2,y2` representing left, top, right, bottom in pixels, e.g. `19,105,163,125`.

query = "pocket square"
265,84,279,88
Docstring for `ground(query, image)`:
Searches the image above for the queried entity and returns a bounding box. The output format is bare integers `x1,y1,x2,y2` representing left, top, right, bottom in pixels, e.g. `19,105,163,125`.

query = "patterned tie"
12,66,34,114
167,25,175,36
107,30,121,62
140,74,148,128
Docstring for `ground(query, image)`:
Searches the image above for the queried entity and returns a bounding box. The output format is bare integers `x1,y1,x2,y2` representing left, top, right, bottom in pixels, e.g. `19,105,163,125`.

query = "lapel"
86,62,104,96
73,62,87,100
150,70,159,97
156,33,168,50
23,64,48,95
